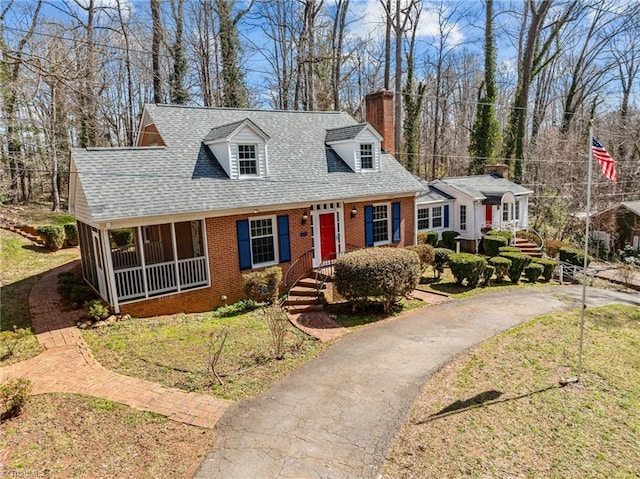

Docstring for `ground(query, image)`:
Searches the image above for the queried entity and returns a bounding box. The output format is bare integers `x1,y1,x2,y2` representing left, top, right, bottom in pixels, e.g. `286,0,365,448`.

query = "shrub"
243,266,282,304
433,248,455,279
559,246,590,267
0,377,32,419
110,229,134,247
0,327,32,359
482,264,495,286
516,230,541,245
335,248,421,313
524,263,544,283
532,258,557,282
58,272,78,298
442,230,460,250
84,299,110,322
212,299,256,318
70,284,96,304
406,244,435,273
64,223,79,246
545,240,570,258
498,246,521,254
499,252,533,283
418,231,438,246
448,253,487,287
487,229,512,241
257,305,289,359
37,225,65,251
483,235,508,257
489,256,512,282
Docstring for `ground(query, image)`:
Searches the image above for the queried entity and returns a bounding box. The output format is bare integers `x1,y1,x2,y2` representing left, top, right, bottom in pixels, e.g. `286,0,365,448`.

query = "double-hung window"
373,204,390,244
250,217,277,266
417,208,430,230
459,205,467,231
238,144,257,176
360,143,374,169
432,206,442,228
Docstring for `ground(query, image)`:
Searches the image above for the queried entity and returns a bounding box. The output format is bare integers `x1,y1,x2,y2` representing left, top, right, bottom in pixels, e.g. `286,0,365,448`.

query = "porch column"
201,219,212,288
101,228,120,314
171,222,181,292
137,226,149,298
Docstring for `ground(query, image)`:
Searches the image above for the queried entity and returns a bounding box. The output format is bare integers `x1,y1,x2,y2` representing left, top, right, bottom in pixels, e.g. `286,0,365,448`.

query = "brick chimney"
483,164,509,179
365,89,395,155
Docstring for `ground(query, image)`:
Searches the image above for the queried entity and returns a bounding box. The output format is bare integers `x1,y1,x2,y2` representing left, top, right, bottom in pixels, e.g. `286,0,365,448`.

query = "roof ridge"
81,146,166,151
149,103,347,115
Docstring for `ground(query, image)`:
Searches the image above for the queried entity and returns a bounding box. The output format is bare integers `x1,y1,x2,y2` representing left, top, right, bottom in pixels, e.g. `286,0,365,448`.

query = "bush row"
37,222,78,251
417,230,460,250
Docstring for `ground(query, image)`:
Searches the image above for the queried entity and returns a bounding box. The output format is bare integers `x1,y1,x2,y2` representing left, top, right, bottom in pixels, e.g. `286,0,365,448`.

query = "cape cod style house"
69,91,423,317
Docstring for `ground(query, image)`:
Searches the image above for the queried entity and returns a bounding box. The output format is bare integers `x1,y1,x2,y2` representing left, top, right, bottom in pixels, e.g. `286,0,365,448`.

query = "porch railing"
113,256,208,302
283,249,314,292
111,241,164,270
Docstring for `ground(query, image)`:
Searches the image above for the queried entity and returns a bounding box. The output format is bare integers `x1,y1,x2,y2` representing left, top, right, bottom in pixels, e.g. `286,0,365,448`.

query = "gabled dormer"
203,118,270,179
136,108,166,147
325,123,383,173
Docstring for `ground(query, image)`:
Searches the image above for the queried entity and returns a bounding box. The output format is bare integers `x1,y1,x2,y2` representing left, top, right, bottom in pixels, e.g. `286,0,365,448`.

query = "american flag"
592,137,618,183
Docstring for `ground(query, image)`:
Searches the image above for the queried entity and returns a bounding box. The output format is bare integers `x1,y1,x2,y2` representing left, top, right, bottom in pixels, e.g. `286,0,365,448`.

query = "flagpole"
577,121,594,382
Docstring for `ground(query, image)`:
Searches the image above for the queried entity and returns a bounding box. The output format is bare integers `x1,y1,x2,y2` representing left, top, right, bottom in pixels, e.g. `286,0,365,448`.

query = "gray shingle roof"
440,174,533,200
622,200,640,216
416,177,455,203
202,119,247,142
325,124,367,143
73,105,422,222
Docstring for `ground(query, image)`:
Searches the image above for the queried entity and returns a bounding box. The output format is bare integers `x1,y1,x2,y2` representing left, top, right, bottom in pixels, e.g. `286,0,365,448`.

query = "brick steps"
0,218,45,245
284,275,327,314
514,238,543,258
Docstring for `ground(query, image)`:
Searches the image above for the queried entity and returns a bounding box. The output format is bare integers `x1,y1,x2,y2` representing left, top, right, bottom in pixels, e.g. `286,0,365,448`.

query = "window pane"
432,207,442,228
239,144,257,175
251,236,275,265
251,218,273,237
360,143,373,169
373,204,389,243
460,205,466,230
417,208,429,230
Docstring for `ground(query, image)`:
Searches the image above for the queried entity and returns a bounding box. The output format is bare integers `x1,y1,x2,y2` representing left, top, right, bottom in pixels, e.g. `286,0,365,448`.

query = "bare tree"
150,0,163,103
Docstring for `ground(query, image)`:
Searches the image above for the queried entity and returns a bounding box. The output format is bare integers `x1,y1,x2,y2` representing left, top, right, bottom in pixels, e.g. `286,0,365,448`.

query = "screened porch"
109,220,209,302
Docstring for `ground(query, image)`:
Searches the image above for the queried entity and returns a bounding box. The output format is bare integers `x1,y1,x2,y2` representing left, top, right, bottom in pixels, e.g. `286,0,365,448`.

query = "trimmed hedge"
482,264,495,286
418,231,439,246
37,225,65,251
433,248,455,278
448,253,487,287
335,247,421,313
483,235,508,257
498,246,521,254
64,223,79,246
499,251,533,283
487,229,512,241
406,244,435,273
559,246,590,267
545,239,569,258
243,266,282,304
442,230,460,250
489,256,512,282
532,258,557,282
524,263,544,283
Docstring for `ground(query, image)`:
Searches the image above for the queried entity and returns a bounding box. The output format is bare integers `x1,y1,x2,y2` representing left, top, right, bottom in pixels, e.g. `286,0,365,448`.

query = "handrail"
516,227,545,253
283,248,315,292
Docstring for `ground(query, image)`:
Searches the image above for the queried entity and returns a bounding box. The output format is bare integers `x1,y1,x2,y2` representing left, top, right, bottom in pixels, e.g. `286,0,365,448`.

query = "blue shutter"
365,205,374,246
277,215,291,263
392,202,401,243
236,219,252,270
444,204,450,229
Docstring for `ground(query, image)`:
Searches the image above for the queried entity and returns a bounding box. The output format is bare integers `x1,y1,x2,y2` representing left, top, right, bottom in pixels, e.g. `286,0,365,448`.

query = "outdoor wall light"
301,211,309,225
351,206,358,218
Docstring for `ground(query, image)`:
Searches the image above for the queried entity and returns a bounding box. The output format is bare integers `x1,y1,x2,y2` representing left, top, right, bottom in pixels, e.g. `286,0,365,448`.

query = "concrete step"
296,278,325,289
284,296,318,306
286,304,324,314
289,287,319,297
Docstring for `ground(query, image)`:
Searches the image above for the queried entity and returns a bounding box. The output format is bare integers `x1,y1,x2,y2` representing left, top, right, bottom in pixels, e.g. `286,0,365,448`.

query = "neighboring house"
417,165,534,252
586,200,640,252
69,91,422,317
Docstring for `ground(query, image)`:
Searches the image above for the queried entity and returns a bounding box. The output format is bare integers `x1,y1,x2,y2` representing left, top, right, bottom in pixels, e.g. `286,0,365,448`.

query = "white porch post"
137,226,149,298
201,219,211,288
101,228,120,314
171,222,181,292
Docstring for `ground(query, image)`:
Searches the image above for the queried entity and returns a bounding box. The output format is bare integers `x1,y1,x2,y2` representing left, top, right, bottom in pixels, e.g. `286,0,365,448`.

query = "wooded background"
1,0,639,241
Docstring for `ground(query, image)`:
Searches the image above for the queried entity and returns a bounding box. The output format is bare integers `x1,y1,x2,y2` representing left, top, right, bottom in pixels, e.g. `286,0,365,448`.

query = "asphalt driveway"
195,285,640,479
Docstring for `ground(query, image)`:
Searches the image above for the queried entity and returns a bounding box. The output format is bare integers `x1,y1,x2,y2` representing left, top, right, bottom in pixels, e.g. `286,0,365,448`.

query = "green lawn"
384,304,640,478
83,310,328,401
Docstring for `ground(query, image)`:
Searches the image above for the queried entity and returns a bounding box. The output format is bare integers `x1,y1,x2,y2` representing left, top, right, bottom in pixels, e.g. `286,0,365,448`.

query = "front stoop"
284,276,326,314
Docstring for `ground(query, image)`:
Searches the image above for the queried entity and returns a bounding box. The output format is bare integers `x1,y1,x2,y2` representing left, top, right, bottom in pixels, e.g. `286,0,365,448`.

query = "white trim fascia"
95,193,419,229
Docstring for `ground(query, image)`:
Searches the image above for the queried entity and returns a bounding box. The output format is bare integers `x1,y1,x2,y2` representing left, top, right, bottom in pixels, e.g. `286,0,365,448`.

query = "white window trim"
460,204,467,231
432,206,443,229
417,206,430,231
238,143,259,178
249,214,279,268
373,202,391,246
360,143,374,170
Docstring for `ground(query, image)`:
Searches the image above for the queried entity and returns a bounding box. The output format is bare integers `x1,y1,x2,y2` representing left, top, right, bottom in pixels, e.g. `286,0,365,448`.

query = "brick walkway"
1,260,230,429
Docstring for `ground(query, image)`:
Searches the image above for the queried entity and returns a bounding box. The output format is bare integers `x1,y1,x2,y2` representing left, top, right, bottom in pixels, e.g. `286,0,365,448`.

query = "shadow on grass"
416,384,560,424
326,301,411,329
1,274,40,331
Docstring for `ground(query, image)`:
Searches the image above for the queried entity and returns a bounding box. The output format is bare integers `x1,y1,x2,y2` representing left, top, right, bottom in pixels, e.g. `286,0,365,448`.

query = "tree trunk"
150,0,163,103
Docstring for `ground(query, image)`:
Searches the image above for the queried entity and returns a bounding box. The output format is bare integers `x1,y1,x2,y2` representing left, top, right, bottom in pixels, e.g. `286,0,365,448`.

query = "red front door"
319,213,337,261
485,205,493,226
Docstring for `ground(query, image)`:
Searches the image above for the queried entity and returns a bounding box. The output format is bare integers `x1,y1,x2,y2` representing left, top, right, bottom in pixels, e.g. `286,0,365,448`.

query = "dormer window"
360,144,374,169
239,144,257,176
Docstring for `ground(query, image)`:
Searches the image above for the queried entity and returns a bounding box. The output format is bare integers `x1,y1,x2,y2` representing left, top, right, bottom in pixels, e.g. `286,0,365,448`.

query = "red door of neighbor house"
319,213,337,261
485,205,493,226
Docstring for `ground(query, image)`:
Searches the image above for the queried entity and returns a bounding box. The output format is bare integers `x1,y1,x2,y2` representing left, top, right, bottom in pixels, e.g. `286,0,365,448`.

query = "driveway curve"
195,286,640,479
